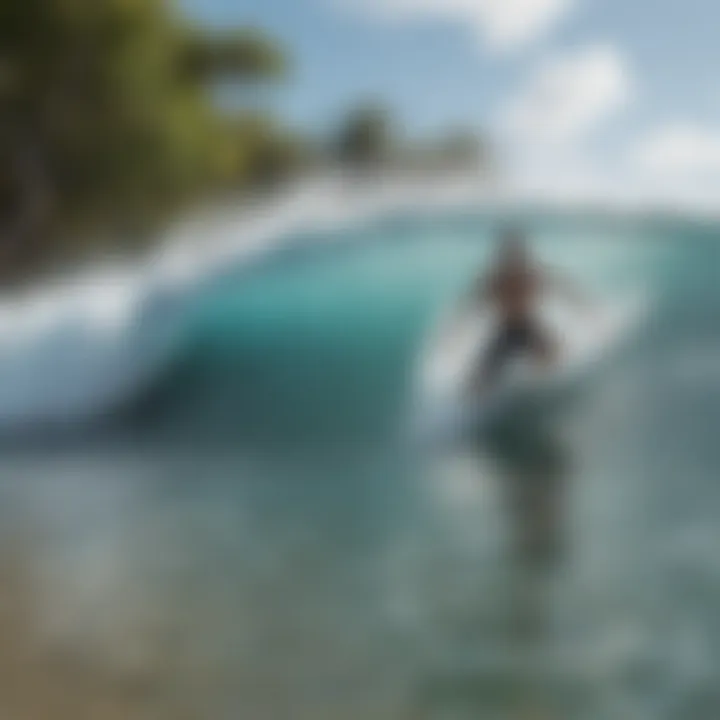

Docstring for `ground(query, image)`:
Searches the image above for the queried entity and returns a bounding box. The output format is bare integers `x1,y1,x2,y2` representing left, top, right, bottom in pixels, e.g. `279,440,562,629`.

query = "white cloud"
632,124,720,176
341,0,574,52
497,45,631,145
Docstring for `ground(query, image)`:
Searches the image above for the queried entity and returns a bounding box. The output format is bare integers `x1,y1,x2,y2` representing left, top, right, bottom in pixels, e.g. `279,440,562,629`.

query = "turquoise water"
133,212,657,443
1,210,719,718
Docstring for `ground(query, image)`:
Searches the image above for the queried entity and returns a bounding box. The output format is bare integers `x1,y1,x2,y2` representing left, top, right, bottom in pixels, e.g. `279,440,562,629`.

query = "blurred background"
0,1,719,718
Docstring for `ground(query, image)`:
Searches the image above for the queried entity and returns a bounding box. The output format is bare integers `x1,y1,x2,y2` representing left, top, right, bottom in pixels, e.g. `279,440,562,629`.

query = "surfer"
470,229,588,389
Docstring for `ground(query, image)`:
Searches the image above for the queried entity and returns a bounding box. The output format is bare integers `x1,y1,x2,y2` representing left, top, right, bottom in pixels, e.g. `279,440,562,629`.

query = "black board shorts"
482,317,548,383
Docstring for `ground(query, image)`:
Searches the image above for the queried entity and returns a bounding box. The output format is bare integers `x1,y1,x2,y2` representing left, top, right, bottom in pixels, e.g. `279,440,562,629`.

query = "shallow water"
0,210,718,718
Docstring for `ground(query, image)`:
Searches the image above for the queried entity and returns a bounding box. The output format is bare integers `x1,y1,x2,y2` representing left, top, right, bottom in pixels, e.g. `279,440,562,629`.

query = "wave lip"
0,266,187,431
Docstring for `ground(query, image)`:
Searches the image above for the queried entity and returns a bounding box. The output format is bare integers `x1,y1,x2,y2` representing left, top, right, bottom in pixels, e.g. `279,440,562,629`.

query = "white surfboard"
413,289,649,441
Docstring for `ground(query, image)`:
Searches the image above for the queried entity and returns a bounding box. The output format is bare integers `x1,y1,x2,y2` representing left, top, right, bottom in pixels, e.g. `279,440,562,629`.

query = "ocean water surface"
0,207,718,719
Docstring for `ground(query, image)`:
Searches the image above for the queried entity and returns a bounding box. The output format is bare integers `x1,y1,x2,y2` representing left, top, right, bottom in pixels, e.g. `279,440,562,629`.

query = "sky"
183,0,720,203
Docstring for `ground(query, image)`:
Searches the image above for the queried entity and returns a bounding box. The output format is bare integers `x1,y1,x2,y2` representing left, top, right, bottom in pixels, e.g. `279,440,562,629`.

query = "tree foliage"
336,104,393,169
0,0,292,272
180,28,286,83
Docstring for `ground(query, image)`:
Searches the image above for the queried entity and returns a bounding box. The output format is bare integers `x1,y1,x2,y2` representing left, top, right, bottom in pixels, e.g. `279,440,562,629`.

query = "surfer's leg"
472,326,513,390
529,323,557,368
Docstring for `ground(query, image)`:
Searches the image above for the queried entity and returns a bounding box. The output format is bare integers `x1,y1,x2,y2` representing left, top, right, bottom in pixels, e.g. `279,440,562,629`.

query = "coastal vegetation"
0,0,490,279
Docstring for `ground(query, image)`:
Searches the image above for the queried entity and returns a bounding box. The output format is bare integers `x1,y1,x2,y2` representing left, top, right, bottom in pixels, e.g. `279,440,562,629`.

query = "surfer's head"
497,228,531,268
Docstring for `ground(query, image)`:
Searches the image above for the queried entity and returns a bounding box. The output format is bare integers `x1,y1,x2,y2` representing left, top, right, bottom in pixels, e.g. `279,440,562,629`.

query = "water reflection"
0,449,429,720
484,419,569,572
415,417,572,719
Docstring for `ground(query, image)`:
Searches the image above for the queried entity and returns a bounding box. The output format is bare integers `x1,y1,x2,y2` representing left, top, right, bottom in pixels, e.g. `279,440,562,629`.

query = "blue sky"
182,0,720,201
